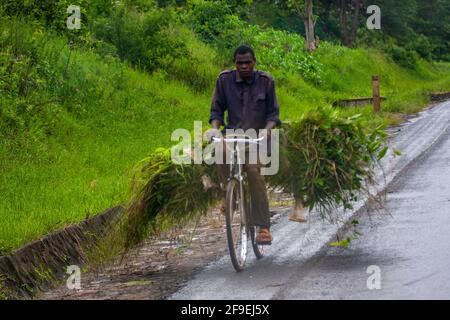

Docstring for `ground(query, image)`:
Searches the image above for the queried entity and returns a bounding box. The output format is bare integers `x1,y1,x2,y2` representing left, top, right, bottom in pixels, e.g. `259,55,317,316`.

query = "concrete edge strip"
0,206,123,298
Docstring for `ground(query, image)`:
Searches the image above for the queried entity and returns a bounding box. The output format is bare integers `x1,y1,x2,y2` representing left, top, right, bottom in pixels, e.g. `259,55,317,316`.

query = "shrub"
92,6,188,72
185,0,241,43
236,26,324,85
388,45,418,69
0,18,51,138
405,34,434,61
0,0,93,32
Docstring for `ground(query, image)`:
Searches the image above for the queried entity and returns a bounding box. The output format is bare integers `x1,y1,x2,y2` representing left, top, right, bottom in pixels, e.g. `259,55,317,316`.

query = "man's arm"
209,77,226,128
265,79,281,129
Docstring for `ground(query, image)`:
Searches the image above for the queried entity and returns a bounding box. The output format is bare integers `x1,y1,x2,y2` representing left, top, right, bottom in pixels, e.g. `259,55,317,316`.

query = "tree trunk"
303,0,316,51
350,0,362,47
322,0,332,34
340,0,350,46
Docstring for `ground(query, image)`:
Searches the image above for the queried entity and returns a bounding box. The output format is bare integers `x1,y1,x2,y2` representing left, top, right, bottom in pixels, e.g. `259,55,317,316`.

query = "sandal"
255,228,273,245
288,214,307,223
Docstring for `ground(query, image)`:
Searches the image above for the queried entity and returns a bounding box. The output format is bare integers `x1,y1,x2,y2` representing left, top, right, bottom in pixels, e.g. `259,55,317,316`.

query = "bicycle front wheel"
246,193,265,260
225,178,248,271
250,226,265,259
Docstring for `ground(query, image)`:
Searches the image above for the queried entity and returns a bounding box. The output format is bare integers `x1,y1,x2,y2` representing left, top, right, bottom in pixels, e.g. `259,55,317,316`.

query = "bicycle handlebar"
212,136,264,144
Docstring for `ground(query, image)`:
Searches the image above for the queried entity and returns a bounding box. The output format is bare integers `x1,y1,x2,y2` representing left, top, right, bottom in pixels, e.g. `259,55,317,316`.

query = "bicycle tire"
245,190,265,259
250,226,264,259
225,178,248,271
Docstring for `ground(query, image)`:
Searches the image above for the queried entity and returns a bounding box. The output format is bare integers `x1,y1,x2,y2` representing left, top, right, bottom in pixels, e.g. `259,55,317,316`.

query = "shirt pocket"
252,93,266,111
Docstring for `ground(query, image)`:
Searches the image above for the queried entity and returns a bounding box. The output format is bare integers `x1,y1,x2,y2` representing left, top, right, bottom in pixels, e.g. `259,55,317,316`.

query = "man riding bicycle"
208,45,281,245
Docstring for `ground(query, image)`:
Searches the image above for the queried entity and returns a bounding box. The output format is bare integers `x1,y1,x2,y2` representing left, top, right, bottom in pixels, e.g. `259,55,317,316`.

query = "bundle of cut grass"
266,106,387,220
111,107,387,251
121,148,222,250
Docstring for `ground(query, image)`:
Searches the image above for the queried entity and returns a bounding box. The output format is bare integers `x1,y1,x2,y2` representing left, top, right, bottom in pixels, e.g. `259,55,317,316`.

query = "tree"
288,0,317,51
318,0,334,35
339,0,363,47
414,0,450,60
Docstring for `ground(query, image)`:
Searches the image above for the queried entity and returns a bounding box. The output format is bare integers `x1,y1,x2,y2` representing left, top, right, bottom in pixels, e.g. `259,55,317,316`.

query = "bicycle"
212,134,266,271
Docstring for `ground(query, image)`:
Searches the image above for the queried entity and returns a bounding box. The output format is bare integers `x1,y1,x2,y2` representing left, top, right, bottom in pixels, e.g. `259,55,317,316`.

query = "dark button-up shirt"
209,69,281,131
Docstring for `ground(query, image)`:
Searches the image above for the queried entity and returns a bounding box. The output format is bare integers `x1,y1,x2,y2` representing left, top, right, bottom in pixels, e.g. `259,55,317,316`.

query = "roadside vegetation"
1,0,449,254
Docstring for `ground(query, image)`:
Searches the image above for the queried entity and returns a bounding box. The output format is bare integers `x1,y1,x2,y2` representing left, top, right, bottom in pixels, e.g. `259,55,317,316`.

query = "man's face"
235,52,256,79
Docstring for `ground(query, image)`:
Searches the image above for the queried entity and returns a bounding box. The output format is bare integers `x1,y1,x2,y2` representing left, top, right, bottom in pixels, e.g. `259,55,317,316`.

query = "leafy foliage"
246,26,324,84
218,24,324,84
92,6,188,72
0,18,59,140
184,0,243,44
387,45,419,69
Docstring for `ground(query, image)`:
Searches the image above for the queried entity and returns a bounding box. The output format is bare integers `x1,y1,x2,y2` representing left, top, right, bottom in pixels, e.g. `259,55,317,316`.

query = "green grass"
0,56,214,252
1,17,450,254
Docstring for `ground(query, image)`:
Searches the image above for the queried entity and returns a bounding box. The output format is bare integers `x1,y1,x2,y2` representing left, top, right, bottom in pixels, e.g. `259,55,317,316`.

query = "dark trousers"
216,147,271,229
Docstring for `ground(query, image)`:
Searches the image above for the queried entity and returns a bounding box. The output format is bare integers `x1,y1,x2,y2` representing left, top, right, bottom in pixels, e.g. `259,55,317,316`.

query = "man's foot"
255,228,272,245
288,213,307,223
219,200,226,216
289,199,308,223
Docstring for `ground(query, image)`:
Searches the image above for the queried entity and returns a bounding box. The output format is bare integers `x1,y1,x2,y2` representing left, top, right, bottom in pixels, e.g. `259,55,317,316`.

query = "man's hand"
205,128,222,142
264,120,277,131
261,120,277,156
261,120,277,140
260,128,271,141
206,119,223,142
211,119,221,129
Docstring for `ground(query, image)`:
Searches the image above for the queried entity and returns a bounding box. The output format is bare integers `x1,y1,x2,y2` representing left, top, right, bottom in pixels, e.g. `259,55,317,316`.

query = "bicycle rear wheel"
225,178,248,271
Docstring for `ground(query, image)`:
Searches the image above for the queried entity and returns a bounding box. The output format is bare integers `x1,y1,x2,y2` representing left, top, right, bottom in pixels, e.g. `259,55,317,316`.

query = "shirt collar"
235,70,258,84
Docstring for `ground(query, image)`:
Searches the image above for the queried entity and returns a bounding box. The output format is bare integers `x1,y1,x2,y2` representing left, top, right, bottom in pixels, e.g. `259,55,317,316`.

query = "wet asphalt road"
277,124,450,299
171,101,450,300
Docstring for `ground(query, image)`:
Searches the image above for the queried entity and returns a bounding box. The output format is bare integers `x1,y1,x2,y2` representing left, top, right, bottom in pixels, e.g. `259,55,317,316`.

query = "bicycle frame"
212,135,265,270
213,135,264,203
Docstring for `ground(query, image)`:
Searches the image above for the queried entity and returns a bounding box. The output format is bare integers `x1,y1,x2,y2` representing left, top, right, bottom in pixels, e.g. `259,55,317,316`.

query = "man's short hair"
233,45,256,61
